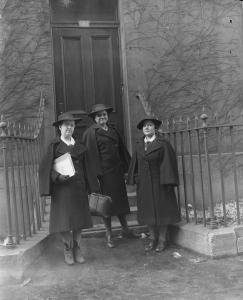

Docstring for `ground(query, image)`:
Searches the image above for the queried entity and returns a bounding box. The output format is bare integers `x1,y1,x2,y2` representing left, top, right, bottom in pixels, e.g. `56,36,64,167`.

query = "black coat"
83,124,131,216
127,135,180,226
39,138,99,233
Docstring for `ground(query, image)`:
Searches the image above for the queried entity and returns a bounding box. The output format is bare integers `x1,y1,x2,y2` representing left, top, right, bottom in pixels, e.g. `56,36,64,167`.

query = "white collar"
61,136,75,146
144,134,156,143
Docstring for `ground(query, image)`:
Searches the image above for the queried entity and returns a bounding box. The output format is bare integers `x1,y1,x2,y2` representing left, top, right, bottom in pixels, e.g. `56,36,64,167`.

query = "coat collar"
137,135,165,155
92,123,118,142
53,137,87,155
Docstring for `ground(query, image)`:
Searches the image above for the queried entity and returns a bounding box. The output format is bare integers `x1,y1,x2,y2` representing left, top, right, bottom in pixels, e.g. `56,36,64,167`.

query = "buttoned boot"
63,243,74,265
73,241,85,263
73,230,85,264
145,225,158,252
61,231,74,265
103,217,115,248
155,225,168,252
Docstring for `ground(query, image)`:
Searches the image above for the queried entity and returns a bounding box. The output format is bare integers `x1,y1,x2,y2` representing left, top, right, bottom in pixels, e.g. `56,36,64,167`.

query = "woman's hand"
57,174,70,183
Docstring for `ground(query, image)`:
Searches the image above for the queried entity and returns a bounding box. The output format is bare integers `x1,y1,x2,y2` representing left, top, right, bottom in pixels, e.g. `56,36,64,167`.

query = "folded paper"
53,153,75,177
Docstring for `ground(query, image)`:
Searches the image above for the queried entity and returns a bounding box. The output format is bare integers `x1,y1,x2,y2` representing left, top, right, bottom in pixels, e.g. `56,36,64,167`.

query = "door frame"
118,0,132,153
49,0,132,152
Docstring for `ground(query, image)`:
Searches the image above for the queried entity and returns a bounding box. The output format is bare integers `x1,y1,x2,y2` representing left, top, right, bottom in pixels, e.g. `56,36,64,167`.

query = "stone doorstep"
91,205,138,225
82,220,148,238
170,222,243,258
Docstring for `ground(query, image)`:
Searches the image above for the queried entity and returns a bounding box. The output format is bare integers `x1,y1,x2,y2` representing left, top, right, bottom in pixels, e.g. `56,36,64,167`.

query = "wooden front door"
52,26,124,140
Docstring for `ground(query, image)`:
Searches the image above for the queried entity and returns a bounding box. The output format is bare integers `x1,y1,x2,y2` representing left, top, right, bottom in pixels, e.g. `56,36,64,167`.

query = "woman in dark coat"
83,104,138,248
127,118,180,252
39,112,99,265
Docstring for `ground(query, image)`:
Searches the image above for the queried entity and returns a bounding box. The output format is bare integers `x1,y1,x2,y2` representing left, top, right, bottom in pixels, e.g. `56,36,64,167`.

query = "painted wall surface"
0,0,242,141
122,0,243,141
0,0,55,237
0,0,55,136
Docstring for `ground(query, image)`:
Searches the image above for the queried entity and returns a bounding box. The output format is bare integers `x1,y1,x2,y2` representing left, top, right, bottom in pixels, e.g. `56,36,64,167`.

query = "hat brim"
137,118,162,130
52,117,82,127
88,107,113,117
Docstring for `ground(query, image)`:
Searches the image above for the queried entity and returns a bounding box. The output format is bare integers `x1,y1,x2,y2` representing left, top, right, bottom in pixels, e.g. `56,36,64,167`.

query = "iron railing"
0,95,46,247
160,112,243,229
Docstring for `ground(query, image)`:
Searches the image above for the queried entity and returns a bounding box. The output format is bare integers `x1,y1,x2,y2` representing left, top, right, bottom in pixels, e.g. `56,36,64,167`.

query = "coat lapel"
55,138,86,158
71,140,86,158
96,125,118,143
144,137,162,155
137,136,163,157
137,138,146,156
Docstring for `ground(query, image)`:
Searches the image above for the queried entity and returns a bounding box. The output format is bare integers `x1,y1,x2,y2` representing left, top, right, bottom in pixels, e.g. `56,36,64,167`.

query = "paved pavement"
1,234,243,300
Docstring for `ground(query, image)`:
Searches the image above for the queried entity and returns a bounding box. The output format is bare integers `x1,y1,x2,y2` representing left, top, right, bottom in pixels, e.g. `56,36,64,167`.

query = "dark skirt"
50,179,92,233
137,176,180,226
99,163,130,216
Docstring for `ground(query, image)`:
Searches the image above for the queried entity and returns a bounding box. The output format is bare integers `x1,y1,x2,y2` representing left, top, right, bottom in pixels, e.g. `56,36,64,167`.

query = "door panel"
91,35,115,108
62,36,85,110
52,27,124,139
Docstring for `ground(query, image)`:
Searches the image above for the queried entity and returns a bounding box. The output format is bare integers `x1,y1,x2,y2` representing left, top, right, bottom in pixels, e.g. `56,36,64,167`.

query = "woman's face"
142,121,156,137
94,110,108,126
59,120,75,139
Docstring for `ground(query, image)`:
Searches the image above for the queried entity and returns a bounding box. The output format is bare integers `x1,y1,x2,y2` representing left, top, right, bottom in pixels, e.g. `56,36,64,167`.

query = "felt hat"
88,104,113,117
52,112,82,126
137,118,162,130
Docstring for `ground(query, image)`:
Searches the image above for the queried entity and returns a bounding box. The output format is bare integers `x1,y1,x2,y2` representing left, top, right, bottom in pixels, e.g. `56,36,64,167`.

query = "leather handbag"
88,193,112,217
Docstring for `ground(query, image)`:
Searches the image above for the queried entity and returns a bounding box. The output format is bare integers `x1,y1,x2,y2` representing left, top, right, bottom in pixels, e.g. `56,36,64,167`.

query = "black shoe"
107,239,115,248
106,234,115,248
154,241,166,252
144,239,158,252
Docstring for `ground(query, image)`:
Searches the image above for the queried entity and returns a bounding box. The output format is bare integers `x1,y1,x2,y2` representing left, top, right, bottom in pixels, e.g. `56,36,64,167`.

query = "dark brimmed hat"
137,118,162,130
88,104,113,117
52,112,82,126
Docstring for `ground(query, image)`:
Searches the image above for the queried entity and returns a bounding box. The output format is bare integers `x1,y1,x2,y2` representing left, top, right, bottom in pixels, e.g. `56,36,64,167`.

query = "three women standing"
83,104,138,248
39,112,99,265
39,108,180,262
128,118,180,252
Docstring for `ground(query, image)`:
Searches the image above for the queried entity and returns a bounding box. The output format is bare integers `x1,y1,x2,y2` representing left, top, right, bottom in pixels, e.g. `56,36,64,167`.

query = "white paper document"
53,153,75,177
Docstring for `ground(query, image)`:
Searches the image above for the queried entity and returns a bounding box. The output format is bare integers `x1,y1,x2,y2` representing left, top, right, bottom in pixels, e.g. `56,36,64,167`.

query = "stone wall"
0,0,55,141
122,0,243,141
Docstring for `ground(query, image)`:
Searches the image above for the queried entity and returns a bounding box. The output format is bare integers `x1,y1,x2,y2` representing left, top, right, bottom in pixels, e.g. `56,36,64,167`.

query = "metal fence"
0,95,46,248
160,112,243,229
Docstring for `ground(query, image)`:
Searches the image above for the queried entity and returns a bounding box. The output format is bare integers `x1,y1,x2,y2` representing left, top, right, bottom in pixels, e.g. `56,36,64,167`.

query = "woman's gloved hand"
57,174,70,183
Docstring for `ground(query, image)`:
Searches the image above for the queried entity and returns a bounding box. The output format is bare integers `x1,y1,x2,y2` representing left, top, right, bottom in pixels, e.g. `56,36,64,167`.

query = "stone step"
86,189,140,234
82,220,147,238
91,192,138,226
127,191,137,207
91,205,138,225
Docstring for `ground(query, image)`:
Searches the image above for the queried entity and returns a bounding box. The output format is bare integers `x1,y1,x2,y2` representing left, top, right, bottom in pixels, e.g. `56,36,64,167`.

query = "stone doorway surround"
49,0,132,152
